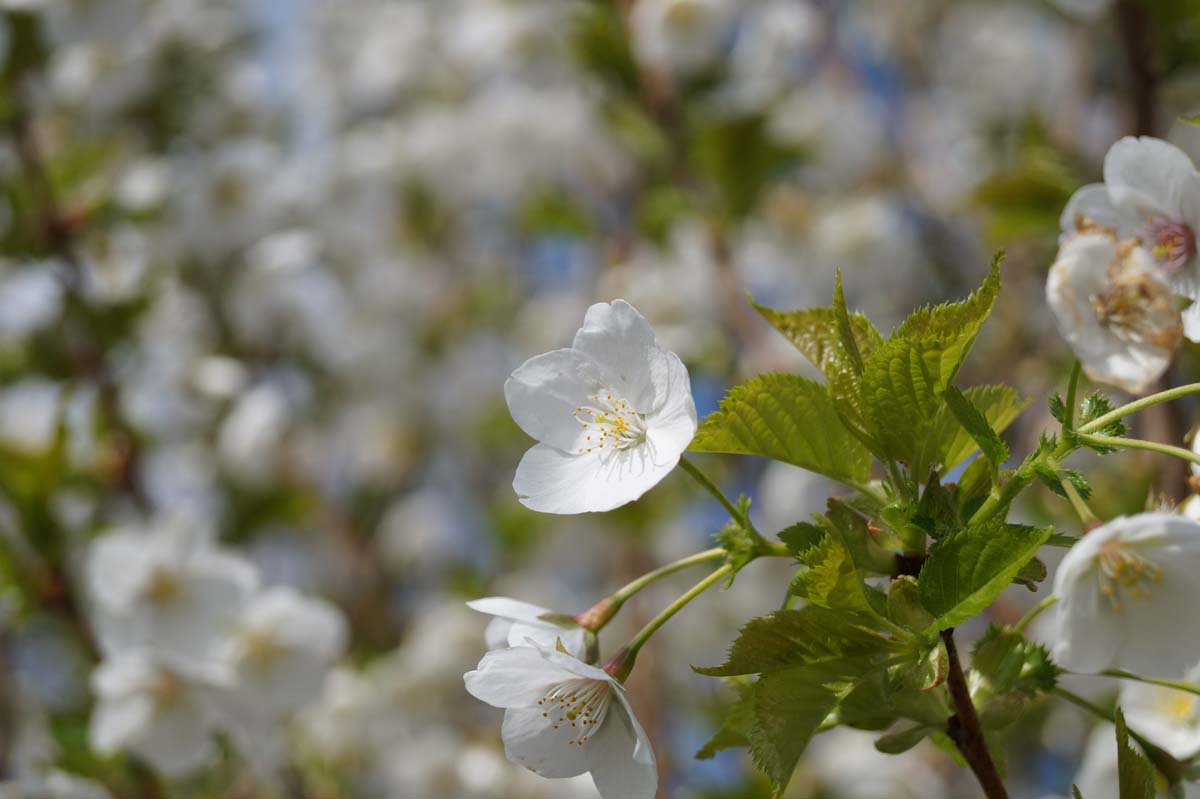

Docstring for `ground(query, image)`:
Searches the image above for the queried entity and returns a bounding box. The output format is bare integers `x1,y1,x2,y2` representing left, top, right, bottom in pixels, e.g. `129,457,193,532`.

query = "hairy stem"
941,629,1008,799
1078,383,1200,436
1012,596,1058,635
617,562,734,673
610,547,727,604
1099,669,1200,698
1064,361,1082,430
1080,434,1200,470
678,456,754,532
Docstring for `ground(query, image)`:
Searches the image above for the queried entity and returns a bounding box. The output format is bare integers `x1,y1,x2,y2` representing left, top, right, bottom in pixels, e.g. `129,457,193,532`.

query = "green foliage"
1048,392,1068,426
789,533,877,615
750,300,884,380
887,576,934,632
1116,708,1157,799
748,666,844,794
943,385,1011,481
777,521,825,556
913,473,961,541
696,679,756,759
568,3,639,93
858,257,1003,477
971,626,1058,699
876,724,936,754
1033,462,1092,501
691,113,800,220
689,373,871,483
917,517,1053,632
715,496,759,582
934,386,1029,475
1013,557,1048,591
1074,391,1128,453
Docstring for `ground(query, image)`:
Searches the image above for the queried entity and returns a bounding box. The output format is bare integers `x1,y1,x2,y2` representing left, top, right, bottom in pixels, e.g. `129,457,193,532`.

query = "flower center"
665,0,706,30
535,679,611,747
1142,217,1197,273
144,568,181,603
573,392,647,454
151,671,184,709
1156,692,1199,724
1096,538,1163,612
241,629,285,670
1090,248,1181,348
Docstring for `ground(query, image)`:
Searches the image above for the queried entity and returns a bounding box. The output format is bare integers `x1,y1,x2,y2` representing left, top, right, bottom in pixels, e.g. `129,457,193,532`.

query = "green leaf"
1079,391,1128,440
917,517,1053,632
1013,557,1048,591
943,386,1011,480
876,725,935,755
1048,393,1068,425
689,373,871,483
697,606,897,677
778,522,825,556
715,496,757,582
696,679,755,759
823,498,898,575
913,473,960,541
750,300,883,381
833,271,866,375
1073,786,1085,799
887,576,934,632
933,386,1029,475
789,532,876,614
1033,462,1092,501
749,668,843,795
858,258,1002,477
1116,707,1156,799
971,626,1057,697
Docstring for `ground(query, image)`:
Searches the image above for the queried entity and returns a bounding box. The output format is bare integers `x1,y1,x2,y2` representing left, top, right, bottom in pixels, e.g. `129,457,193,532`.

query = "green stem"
1079,383,1200,435
1099,670,1200,698
1055,686,1183,780
967,460,1037,529
1080,434,1200,470
625,563,734,658
1013,596,1058,635
679,456,754,532
847,479,889,506
610,547,727,604
1059,474,1098,527
1064,361,1082,430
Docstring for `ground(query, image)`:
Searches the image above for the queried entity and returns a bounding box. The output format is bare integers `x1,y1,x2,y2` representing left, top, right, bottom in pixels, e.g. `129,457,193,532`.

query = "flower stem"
1078,383,1200,436
941,629,1008,799
678,456,755,532
1064,361,1082,430
1099,669,1200,698
1079,434,1200,470
1012,596,1058,635
625,562,734,659
1055,686,1184,782
610,547,726,604
1058,474,1098,528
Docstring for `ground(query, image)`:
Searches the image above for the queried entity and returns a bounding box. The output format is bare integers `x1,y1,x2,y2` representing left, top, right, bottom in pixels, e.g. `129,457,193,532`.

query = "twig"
941,629,1009,799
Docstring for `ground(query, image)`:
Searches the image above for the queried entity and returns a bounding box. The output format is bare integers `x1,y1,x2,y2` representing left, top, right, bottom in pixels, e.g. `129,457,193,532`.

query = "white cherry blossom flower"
88,650,226,778
1061,137,1200,339
467,597,588,658
87,518,259,662
505,299,696,514
464,644,656,799
630,0,735,76
1052,513,1200,678
1121,666,1200,759
1046,230,1181,394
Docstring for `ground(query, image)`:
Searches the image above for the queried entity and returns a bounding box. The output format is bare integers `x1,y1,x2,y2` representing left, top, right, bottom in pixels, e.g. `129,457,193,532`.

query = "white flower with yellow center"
630,0,735,76
1061,136,1200,340
505,300,696,514
1052,513,1200,678
1046,230,1181,394
463,644,656,799
86,518,260,662
467,597,588,658
1121,666,1200,759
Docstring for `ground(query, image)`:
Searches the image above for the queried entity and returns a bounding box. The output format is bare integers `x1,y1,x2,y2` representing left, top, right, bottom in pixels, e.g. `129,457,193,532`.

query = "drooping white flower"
86,517,259,662
463,644,656,799
630,0,735,76
1046,230,1181,394
467,597,588,658
505,300,696,514
1052,513,1200,678
88,651,225,778
1061,137,1200,339
1121,666,1200,759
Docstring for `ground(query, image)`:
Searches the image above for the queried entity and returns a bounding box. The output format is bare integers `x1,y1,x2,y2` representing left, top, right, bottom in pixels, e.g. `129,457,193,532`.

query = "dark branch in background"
1114,0,1157,137
941,629,1009,799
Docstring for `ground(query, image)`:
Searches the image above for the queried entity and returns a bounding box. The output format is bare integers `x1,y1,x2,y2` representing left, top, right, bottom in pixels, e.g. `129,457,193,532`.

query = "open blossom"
89,651,226,777
467,597,588,658
86,518,259,661
1121,665,1200,759
1052,513,1200,678
1045,230,1181,394
464,644,656,799
1061,137,1200,339
630,0,734,76
505,299,696,514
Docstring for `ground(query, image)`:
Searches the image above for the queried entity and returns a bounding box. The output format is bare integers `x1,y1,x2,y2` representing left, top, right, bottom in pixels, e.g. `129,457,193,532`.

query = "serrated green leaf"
917,517,1053,632
697,606,897,677
1080,391,1128,439
955,458,998,520
1033,462,1092,501
913,473,960,541
1073,785,1085,799
943,385,1011,480
876,725,935,755
1049,393,1068,425
859,260,1002,477
750,300,883,380
1013,557,1048,590
696,680,755,759
790,533,875,614
887,575,935,631
823,498,898,574
1116,707,1156,799
778,522,825,556
932,385,1029,475
834,271,866,375
690,373,871,483
749,668,843,795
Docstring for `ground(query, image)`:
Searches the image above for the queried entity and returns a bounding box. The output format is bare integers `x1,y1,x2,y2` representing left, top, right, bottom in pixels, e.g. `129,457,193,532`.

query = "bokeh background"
1,0,1200,797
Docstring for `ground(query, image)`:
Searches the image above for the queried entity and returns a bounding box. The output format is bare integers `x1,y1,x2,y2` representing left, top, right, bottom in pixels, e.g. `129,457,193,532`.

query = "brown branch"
941,629,1008,799
1114,0,1157,136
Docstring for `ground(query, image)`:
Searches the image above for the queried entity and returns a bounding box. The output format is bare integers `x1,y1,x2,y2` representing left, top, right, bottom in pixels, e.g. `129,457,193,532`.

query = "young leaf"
778,522,825,556
749,668,843,795
833,271,866,375
696,606,897,677
892,253,1003,342
933,385,1029,474
943,385,1010,480
887,575,935,631
1079,391,1128,439
917,518,1053,632
1115,707,1156,799
790,533,878,614
876,725,935,755
750,301,883,381
690,373,871,483
696,679,755,759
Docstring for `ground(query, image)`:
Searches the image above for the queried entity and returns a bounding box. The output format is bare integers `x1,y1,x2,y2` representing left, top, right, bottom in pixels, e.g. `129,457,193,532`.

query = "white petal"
1105,136,1200,220
501,704,599,778
645,353,697,462
467,597,553,625
571,301,662,411
1183,300,1200,343
1060,183,1126,236
505,348,609,451
134,700,216,777
588,699,658,799
513,442,678,514
464,646,572,708
484,617,514,650
508,623,589,659
1051,580,1123,674
88,694,155,755
1120,678,1200,759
